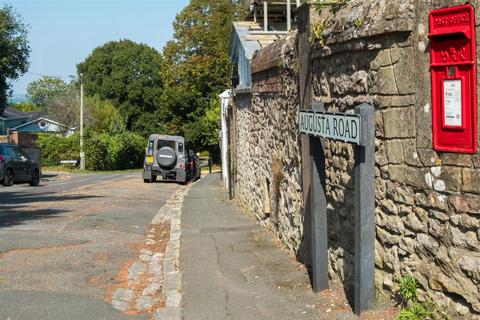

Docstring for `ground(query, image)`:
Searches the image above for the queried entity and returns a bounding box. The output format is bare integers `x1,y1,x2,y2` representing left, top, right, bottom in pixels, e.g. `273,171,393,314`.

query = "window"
5,146,17,158
157,140,175,150
15,148,28,159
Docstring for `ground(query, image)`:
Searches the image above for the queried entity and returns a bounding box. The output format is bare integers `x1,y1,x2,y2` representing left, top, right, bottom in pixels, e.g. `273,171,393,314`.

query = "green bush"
84,132,110,171
37,133,80,166
37,131,145,171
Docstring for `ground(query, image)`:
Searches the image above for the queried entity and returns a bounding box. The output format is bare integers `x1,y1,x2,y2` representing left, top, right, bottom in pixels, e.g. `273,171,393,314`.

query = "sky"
4,0,190,96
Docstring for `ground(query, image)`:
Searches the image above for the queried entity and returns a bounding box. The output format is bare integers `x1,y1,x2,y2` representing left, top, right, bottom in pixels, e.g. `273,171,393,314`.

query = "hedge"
37,131,146,171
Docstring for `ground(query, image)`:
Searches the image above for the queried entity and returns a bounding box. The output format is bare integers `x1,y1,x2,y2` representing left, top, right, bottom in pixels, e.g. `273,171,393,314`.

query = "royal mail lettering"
434,14,469,27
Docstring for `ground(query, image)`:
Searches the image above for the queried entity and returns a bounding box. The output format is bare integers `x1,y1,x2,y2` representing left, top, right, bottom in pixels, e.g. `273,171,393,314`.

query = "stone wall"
233,32,305,252
230,0,480,317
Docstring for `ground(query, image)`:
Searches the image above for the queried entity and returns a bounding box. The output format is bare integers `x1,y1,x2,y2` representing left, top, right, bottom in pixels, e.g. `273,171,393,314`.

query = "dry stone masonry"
229,0,480,318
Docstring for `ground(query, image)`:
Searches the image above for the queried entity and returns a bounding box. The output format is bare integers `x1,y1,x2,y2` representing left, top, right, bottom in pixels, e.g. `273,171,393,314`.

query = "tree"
162,0,237,95
84,95,124,133
158,0,240,157
25,76,79,127
0,6,30,114
77,40,163,129
44,84,79,128
183,97,221,158
8,100,38,112
26,76,70,110
25,76,126,131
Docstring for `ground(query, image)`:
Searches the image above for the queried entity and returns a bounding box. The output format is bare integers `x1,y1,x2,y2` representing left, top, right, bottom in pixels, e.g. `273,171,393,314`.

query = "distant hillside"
8,94,30,104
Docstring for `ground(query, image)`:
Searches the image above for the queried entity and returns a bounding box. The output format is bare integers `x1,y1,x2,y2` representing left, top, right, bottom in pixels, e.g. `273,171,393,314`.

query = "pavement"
182,173,336,319
0,171,181,319
181,173,397,320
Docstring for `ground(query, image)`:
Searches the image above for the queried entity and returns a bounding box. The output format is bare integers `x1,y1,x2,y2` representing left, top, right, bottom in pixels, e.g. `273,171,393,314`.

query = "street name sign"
299,104,375,315
299,111,361,145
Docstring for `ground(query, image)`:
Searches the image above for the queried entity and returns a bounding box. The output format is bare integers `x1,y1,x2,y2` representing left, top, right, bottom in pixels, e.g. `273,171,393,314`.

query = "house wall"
230,0,480,317
17,120,62,133
9,131,38,147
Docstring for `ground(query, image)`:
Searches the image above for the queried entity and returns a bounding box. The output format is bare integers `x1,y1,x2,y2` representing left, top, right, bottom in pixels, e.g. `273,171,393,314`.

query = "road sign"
60,160,78,164
299,104,375,315
299,111,361,145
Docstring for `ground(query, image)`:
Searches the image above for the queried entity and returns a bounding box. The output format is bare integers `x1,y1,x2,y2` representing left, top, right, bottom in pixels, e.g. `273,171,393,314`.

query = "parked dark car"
186,150,201,182
142,134,201,184
0,143,41,186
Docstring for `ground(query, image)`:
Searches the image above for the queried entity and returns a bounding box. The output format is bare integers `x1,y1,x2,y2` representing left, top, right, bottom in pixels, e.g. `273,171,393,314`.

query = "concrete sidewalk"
180,173,366,320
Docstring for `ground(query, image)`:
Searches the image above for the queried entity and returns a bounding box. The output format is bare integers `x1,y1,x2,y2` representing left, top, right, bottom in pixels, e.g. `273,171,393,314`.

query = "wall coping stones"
321,0,415,45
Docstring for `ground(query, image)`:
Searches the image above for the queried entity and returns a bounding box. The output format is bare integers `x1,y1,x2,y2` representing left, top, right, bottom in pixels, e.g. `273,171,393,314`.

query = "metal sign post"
309,103,328,292
353,103,375,314
299,103,375,315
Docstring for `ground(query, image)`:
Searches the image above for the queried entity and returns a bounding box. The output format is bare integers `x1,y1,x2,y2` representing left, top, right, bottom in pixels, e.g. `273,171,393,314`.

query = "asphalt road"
0,171,180,320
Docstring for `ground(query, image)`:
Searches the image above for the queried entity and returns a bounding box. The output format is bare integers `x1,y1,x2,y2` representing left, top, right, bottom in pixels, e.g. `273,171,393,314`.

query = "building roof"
0,107,44,121
10,117,70,132
230,21,282,60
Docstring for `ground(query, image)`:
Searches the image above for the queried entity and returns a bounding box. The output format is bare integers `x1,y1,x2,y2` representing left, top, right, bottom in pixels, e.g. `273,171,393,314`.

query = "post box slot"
429,31,470,40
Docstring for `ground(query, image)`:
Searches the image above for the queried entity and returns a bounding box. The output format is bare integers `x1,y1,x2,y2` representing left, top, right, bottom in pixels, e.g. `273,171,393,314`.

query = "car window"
0,145,5,155
157,140,175,150
5,147,17,158
15,148,28,159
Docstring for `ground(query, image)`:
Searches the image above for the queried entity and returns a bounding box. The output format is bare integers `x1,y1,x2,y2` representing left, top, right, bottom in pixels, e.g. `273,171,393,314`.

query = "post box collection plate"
429,4,477,154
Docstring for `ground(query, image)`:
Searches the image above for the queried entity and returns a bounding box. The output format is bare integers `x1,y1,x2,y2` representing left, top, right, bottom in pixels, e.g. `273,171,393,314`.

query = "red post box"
429,4,477,154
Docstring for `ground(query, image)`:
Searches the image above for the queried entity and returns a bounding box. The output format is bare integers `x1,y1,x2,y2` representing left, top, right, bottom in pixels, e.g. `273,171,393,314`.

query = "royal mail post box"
429,4,477,154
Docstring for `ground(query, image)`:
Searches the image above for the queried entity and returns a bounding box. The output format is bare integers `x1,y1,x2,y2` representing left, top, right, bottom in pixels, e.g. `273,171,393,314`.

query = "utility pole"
80,74,85,170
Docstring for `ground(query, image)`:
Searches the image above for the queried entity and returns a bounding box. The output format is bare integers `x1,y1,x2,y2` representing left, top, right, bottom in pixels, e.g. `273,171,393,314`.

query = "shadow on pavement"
0,207,69,228
0,191,101,206
0,192,102,228
40,173,58,178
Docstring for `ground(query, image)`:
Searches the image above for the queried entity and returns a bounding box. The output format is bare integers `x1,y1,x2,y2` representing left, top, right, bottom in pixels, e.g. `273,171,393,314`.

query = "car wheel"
152,175,157,182
3,169,14,187
29,169,40,186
